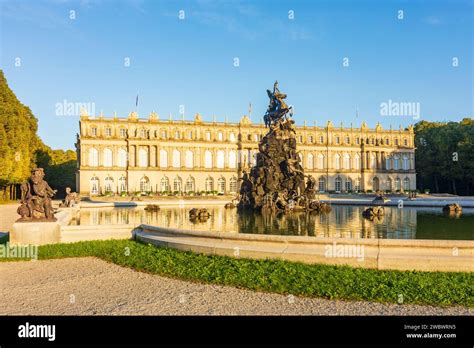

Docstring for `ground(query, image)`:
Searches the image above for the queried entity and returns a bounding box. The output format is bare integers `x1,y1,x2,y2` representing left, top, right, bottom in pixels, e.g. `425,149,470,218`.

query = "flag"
135,94,139,107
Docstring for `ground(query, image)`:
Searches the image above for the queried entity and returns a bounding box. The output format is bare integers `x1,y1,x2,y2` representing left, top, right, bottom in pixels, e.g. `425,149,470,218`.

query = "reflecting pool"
70,205,474,240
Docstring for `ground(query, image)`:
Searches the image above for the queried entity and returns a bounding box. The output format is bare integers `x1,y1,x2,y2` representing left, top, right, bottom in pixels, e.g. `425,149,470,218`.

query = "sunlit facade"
76,111,416,195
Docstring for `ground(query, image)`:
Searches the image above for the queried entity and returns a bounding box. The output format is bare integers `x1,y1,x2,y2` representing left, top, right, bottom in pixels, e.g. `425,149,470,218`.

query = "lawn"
0,238,472,306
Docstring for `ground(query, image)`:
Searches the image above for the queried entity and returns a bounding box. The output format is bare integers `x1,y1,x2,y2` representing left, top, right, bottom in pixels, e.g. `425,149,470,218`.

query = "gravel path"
0,203,19,233
0,257,471,316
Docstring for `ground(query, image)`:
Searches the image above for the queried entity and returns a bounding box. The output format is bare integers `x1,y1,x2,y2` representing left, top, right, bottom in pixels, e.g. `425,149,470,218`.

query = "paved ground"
0,203,19,233
0,257,471,316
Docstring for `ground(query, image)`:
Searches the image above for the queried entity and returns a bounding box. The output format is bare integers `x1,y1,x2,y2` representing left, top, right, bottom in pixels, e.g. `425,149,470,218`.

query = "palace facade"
75,111,416,195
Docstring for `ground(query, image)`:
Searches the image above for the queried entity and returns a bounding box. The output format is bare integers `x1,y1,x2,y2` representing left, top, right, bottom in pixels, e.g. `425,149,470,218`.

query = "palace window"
356,137,360,145
247,134,252,141
385,156,391,170
251,150,258,166
140,129,147,138
299,135,303,143
161,130,167,139
354,178,361,192
395,178,401,191
185,176,195,192
173,176,182,192
104,176,114,192
402,155,409,170
89,148,98,167
298,153,303,166
140,176,150,192
187,130,193,139
403,177,410,191
120,128,127,138
335,136,340,144
172,150,181,168
185,150,194,168
306,153,314,169
387,178,393,191
318,177,326,192
385,138,389,145
393,155,400,170
343,153,351,169
217,177,226,194
404,138,408,146
205,176,214,191
119,176,127,193
373,177,380,191
159,149,168,168
354,154,361,169
139,148,148,167
230,176,238,193
160,176,170,192
217,150,225,168
217,132,223,141
345,178,352,192
228,150,237,169
105,128,112,137
205,150,213,168
334,154,341,170
345,136,350,144
205,131,211,141
318,154,325,169
395,138,399,146
370,153,377,169
174,131,180,139
91,127,97,136
371,138,375,145
118,148,127,167
308,135,314,143
103,148,113,167
90,176,99,195
319,135,324,144
335,177,342,192
229,133,236,142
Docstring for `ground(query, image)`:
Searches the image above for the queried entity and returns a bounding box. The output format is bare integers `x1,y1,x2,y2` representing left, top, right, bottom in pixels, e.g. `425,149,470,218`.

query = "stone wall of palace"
76,112,417,195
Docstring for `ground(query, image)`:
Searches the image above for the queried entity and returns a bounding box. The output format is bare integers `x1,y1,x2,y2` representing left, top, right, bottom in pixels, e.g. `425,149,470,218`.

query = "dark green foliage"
2,239,471,306
415,119,474,195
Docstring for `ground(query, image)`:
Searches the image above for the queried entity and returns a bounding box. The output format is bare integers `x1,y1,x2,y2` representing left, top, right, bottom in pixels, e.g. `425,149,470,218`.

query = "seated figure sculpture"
17,168,57,221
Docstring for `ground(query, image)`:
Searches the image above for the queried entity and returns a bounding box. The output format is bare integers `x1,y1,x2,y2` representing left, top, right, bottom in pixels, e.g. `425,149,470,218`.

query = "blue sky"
1,0,472,150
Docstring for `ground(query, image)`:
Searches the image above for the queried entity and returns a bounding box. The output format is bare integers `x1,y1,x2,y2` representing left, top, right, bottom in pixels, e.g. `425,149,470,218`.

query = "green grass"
1,239,472,306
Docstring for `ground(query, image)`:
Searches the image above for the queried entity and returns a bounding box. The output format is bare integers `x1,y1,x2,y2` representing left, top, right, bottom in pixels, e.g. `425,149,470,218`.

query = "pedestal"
10,221,61,246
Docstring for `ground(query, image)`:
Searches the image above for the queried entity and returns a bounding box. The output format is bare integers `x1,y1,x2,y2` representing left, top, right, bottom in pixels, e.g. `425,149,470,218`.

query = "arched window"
103,148,113,167
318,177,326,192
140,176,150,192
318,154,325,169
354,178,361,192
395,177,401,191
159,149,168,168
139,148,148,167
90,176,99,194
393,155,400,170
185,176,195,192
217,176,226,194
173,176,182,192
228,150,237,169
385,156,391,170
335,176,342,192
205,150,213,168
160,176,170,192
345,178,352,192
185,150,193,168
118,148,127,167
403,177,410,191
370,153,376,169
89,148,98,167
217,132,223,141
230,176,238,192
387,178,393,191
205,176,214,191
334,154,341,170
104,176,114,192
343,153,351,169
402,155,409,170
172,149,181,168
354,154,361,169
229,133,236,142
306,153,314,169
373,177,380,191
217,150,225,168
119,175,127,193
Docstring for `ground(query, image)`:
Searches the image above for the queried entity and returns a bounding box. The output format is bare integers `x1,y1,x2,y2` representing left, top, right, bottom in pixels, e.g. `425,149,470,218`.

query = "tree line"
0,70,76,201
414,118,474,195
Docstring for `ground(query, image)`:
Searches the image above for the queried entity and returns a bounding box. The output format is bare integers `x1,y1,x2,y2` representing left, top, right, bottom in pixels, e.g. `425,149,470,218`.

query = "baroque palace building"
75,111,416,195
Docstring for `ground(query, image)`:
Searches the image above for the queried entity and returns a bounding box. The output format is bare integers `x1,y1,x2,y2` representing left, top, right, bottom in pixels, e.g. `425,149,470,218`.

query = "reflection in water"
70,206,474,240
